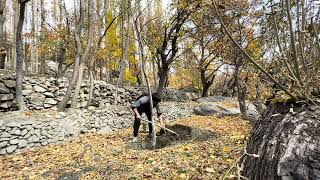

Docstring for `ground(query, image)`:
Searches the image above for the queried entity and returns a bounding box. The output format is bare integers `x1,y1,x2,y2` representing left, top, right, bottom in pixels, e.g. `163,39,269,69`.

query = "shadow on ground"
128,124,216,150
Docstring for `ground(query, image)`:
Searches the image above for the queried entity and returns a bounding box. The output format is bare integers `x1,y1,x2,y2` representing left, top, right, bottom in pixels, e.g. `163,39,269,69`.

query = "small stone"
0,83,10,93
44,98,58,105
44,92,55,98
24,84,33,90
22,90,33,96
14,129,21,135
0,141,8,148
56,112,66,119
26,125,32,131
21,120,33,126
28,135,39,143
7,122,21,128
4,80,16,88
18,140,28,148
97,126,113,134
0,102,10,109
41,141,48,146
10,139,19,145
21,129,28,136
33,85,46,93
0,94,14,101
0,132,11,138
6,145,17,154
0,149,6,155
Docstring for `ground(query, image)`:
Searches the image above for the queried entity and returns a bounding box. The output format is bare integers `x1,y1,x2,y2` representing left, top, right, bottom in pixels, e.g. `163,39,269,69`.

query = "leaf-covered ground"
0,115,251,179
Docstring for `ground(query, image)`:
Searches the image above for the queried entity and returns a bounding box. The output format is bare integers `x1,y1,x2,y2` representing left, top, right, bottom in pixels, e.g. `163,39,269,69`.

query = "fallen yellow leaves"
0,115,251,179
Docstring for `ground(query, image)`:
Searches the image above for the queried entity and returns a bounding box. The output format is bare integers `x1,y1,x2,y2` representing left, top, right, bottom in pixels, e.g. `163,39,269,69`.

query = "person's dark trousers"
133,110,153,137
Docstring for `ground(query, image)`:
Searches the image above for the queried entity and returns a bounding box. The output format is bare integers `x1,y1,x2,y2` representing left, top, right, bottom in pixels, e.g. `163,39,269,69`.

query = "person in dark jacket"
131,92,164,142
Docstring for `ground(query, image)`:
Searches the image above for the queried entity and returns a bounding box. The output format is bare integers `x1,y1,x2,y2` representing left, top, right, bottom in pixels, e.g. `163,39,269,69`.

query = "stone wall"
0,102,195,155
0,71,199,112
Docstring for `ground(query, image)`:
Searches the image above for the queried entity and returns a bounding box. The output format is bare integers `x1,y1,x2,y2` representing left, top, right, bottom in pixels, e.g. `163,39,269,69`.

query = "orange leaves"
0,113,251,179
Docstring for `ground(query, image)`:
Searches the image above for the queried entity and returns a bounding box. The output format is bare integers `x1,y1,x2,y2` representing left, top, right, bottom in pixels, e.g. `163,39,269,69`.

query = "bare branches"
212,0,297,101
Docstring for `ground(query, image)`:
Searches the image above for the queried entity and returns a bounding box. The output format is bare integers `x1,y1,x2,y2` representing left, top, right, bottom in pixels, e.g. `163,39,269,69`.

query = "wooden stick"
139,118,179,136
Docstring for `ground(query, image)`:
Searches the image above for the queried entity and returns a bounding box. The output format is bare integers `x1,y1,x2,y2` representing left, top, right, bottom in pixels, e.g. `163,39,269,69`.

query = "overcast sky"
3,0,172,36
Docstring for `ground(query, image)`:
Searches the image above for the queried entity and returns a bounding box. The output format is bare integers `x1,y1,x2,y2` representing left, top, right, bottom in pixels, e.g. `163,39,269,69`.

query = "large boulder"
193,96,259,119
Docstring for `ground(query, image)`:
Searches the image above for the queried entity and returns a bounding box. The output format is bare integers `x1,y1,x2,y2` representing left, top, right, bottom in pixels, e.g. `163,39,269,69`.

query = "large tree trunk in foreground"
242,102,320,180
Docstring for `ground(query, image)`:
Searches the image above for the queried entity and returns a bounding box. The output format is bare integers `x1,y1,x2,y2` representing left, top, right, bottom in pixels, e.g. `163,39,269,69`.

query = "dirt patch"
128,124,216,150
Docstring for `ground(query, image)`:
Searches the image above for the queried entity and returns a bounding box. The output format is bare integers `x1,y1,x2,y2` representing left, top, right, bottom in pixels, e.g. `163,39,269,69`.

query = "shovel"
139,118,179,136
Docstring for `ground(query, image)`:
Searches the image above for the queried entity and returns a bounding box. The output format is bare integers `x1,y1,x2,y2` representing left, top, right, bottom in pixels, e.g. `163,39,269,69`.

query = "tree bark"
117,0,128,88
11,1,19,70
16,0,30,110
57,45,66,78
0,0,6,69
234,64,247,118
70,0,93,108
157,66,169,96
242,102,320,180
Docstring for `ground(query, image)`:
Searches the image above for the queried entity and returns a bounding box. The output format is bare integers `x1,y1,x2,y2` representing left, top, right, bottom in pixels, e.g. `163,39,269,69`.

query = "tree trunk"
57,45,66,78
70,0,93,108
157,66,169,96
71,62,85,108
86,58,95,108
12,1,19,70
16,0,29,110
0,0,5,69
57,56,80,111
241,102,320,180
0,49,5,69
117,0,128,88
235,65,247,118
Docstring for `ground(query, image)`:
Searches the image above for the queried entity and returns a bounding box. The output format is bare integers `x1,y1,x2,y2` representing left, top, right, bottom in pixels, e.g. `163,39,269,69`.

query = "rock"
6,145,17,154
0,141,8,148
22,90,33,96
97,126,113,134
0,132,11,138
0,102,11,109
0,149,6,155
14,129,21,135
28,135,40,143
4,80,16,88
0,94,14,101
18,140,28,148
193,104,220,116
7,122,21,128
196,96,234,103
21,129,28,136
0,83,10,93
41,141,48,146
9,139,19,145
56,112,66,119
23,84,33,90
44,98,58,105
29,93,45,106
33,85,46,93
44,92,55,98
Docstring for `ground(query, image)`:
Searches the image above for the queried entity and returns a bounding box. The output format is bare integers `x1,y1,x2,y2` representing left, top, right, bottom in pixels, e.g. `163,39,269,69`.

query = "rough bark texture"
242,102,320,180
0,0,6,69
15,1,29,110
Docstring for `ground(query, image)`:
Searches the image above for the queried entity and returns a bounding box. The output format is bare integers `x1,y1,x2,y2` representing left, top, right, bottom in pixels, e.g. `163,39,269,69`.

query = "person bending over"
131,92,164,142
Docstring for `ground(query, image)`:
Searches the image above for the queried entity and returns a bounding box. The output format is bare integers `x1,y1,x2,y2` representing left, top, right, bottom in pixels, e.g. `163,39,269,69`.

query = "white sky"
4,0,172,37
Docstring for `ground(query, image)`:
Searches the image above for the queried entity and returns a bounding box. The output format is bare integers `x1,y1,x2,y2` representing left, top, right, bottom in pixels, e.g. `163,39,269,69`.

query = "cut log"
241,102,320,180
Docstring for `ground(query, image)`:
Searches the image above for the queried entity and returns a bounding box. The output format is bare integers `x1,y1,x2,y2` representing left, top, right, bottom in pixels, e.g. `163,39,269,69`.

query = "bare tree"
156,1,199,96
0,0,6,69
58,0,93,111
16,0,31,110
